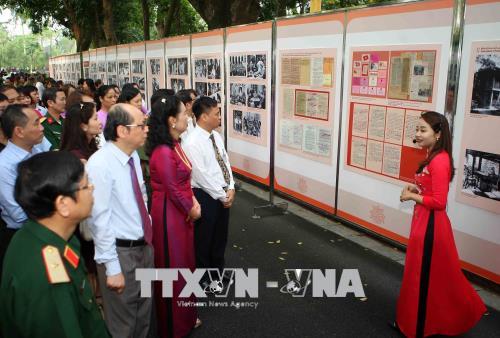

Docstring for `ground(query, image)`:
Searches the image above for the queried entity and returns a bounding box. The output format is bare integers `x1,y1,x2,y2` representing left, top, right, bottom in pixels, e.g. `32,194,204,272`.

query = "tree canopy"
0,0,388,52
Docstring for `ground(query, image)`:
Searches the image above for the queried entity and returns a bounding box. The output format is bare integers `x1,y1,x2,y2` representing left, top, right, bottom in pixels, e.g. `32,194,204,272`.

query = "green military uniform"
0,220,110,338
41,113,63,150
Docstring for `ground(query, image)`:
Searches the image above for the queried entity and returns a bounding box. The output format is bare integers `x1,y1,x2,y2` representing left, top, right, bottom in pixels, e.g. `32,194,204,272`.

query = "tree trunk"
102,0,118,45
275,0,287,17
141,0,151,41
188,0,261,29
164,0,180,37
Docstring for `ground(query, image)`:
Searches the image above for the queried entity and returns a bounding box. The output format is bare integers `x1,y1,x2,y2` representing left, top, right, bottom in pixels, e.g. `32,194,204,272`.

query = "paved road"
189,190,499,337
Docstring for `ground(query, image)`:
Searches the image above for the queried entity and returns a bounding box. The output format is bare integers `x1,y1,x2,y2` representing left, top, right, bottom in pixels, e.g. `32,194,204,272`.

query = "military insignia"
42,245,70,284
47,117,54,124
63,245,80,269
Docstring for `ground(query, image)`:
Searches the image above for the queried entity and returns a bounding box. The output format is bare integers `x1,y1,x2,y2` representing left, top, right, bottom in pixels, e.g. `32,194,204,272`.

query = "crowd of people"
0,77,235,338
0,74,488,338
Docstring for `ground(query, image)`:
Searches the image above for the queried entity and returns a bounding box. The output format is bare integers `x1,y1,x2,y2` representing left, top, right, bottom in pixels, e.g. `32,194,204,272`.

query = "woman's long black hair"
416,111,455,181
60,102,99,160
145,95,181,157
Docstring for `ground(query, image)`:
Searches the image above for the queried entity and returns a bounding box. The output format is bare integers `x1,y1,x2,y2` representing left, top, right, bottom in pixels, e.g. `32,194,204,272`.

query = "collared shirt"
86,142,147,276
0,141,47,229
182,126,235,201
180,116,196,145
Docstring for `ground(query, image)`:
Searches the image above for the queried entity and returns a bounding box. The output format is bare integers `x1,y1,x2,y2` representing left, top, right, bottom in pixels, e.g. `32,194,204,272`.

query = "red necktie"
128,157,152,244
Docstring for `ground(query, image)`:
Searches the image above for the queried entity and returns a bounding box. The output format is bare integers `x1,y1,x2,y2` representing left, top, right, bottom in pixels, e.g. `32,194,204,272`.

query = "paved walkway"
189,185,499,337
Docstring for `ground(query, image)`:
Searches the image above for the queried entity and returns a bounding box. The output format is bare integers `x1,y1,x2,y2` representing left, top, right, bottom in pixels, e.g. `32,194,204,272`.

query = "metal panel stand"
252,20,288,219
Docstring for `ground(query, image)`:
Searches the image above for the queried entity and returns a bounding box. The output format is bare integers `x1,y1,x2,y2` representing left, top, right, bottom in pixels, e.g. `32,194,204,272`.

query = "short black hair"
78,78,85,86
104,104,133,141
117,86,141,104
42,87,64,107
192,96,218,120
0,93,7,102
151,89,174,107
0,104,30,138
0,85,17,95
176,89,196,105
15,151,85,220
18,85,37,97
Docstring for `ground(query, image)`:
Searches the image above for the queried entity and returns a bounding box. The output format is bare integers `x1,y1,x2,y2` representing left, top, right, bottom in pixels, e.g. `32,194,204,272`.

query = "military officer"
0,151,110,338
41,87,66,150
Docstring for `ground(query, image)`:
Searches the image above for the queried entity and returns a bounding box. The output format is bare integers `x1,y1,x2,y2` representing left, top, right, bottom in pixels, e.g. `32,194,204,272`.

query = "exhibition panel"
82,50,90,79
226,22,272,185
448,0,500,283
191,30,225,137
165,35,191,92
89,48,97,81
116,44,131,89
105,46,117,86
96,47,106,85
274,13,344,213
129,42,147,101
337,0,454,244
145,40,165,110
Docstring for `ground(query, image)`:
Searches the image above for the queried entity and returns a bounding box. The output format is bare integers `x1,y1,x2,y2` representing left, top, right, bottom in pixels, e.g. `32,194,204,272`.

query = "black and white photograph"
98,62,106,73
230,83,246,106
107,61,117,73
230,55,246,77
168,58,178,75
208,82,222,103
132,76,145,91
195,59,207,79
243,112,262,137
132,59,145,74
171,78,186,93
152,77,160,93
413,64,425,76
118,62,130,76
471,52,500,116
462,149,500,201
195,82,207,96
233,110,243,133
149,58,161,75
247,84,266,109
107,75,117,85
178,58,188,75
207,58,221,79
247,54,266,79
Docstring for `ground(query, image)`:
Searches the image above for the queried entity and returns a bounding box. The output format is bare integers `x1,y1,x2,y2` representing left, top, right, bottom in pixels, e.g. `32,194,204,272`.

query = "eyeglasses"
125,124,147,130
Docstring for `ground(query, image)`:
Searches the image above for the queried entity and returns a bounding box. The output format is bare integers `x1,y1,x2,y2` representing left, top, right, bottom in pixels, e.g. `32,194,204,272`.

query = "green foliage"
0,26,75,71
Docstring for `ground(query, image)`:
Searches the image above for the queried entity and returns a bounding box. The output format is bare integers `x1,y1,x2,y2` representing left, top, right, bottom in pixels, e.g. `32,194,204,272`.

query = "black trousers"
193,188,230,279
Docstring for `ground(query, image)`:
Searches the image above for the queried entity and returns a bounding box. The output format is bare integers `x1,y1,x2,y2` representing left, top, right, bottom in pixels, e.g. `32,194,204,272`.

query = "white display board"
226,22,272,186
105,46,117,86
89,49,97,80
146,40,165,109
116,44,130,89
96,48,106,84
274,14,344,213
82,50,90,79
447,0,500,283
192,30,225,136
165,35,191,92
130,42,146,99
338,0,453,242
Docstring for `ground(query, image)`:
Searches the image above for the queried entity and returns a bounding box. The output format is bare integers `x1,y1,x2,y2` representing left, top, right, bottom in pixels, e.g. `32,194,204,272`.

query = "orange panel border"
191,29,224,39
227,22,273,34
467,0,500,4
347,0,453,23
337,210,499,284
274,179,335,214
163,35,190,43
129,41,146,48
277,12,344,27
232,167,270,186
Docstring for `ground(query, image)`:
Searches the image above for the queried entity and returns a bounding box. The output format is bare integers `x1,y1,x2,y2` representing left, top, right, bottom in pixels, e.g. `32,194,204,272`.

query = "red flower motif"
47,117,54,124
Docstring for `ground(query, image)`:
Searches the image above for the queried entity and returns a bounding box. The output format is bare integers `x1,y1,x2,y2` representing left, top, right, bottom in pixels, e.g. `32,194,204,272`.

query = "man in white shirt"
176,89,197,143
183,96,235,286
87,103,154,337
